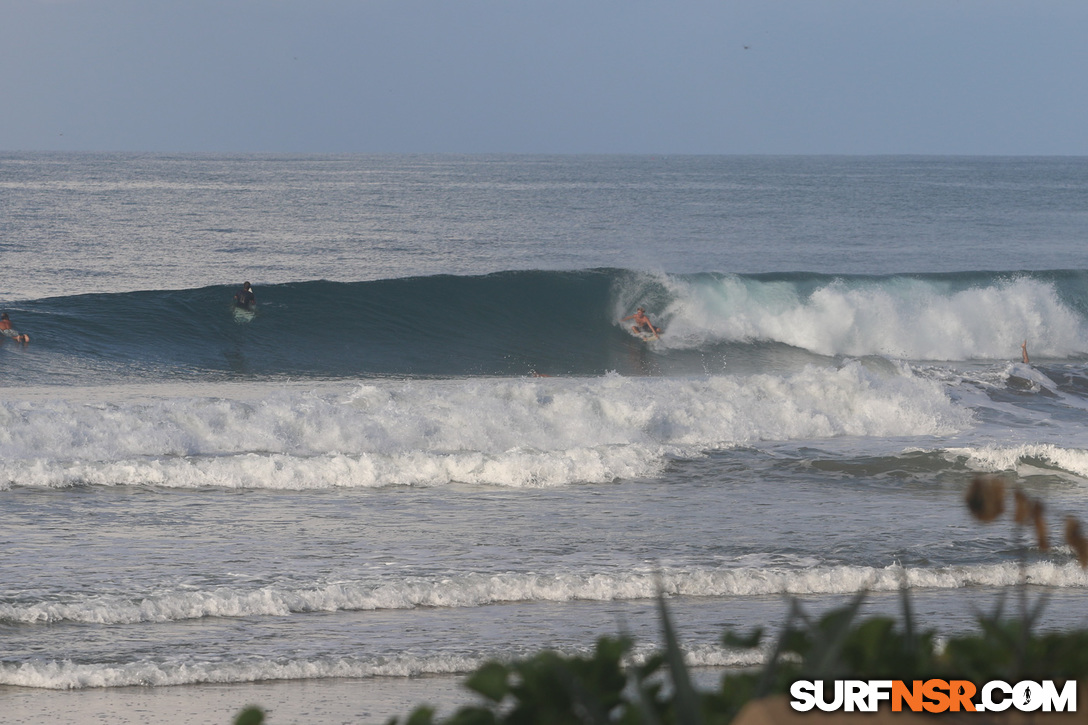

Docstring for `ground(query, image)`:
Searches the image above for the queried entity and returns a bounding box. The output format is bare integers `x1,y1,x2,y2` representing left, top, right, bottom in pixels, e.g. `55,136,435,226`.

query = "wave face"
5,269,1088,383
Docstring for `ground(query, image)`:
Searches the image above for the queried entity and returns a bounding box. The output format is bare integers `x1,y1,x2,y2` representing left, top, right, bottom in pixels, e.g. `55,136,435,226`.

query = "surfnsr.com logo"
790,679,1077,714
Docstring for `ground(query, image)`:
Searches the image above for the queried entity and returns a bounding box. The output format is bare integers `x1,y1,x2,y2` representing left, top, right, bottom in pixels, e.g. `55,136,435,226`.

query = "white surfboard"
232,304,256,323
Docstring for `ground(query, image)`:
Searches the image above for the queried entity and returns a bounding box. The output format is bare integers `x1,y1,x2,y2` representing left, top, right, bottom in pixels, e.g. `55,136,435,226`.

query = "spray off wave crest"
639,271,1088,360
0,365,968,490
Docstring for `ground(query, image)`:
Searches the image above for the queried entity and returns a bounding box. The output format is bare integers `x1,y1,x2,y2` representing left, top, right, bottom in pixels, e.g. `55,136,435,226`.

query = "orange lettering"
948,680,977,712
922,679,950,713
892,680,924,712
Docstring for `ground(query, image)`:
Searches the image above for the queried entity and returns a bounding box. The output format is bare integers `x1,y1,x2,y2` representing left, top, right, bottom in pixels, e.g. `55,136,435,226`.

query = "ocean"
2,154,1088,702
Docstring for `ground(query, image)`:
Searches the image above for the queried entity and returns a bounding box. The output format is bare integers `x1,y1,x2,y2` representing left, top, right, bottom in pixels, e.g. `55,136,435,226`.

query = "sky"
2,0,1087,155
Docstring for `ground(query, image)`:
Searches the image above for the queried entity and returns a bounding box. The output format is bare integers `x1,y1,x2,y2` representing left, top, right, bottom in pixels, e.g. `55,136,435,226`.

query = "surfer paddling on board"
233,281,256,311
623,307,660,339
0,312,30,343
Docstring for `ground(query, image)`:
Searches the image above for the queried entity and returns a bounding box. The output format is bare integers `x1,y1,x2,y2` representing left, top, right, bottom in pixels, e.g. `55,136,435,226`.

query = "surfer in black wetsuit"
233,282,256,310
623,307,660,337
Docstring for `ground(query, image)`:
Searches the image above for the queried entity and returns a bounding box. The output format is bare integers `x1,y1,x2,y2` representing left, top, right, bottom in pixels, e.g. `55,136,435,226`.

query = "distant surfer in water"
233,281,256,310
1022,340,1030,364
623,307,660,338
0,312,30,343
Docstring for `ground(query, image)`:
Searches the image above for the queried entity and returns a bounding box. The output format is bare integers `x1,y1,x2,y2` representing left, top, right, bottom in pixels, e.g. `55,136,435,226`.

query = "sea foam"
1,365,968,489
4,561,1084,626
946,443,1088,480
645,274,1087,360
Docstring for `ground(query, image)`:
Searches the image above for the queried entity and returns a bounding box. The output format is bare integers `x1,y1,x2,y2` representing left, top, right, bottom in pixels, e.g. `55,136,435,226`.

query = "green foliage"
378,585,1088,725
233,707,265,725
942,614,1088,682
388,635,643,725
769,591,941,681
657,594,703,725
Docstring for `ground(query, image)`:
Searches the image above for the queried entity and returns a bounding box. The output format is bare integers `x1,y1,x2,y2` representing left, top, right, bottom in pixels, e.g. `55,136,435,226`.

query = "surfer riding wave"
623,307,660,338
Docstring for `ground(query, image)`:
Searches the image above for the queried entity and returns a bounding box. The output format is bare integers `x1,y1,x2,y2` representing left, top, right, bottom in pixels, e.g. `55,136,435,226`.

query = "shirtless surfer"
623,307,660,338
0,312,30,343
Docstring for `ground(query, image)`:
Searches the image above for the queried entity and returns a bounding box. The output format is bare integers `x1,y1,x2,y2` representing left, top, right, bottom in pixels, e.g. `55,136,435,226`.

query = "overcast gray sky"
2,0,1086,154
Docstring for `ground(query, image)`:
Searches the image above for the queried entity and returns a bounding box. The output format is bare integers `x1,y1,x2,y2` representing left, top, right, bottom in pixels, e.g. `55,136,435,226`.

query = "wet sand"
0,668,731,724
0,676,476,725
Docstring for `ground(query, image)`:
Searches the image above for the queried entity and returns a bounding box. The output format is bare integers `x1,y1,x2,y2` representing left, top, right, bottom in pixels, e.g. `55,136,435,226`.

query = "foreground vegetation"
234,476,1088,724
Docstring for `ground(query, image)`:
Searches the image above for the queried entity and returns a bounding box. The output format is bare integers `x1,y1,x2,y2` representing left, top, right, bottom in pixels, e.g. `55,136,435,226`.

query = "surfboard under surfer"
623,307,660,338
233,281,256,310
0,312,30,343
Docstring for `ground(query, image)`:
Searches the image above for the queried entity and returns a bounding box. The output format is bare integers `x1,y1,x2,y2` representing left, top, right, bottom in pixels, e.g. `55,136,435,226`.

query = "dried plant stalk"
965,475,1006,523
1032,500,1049,551
1064,517,1088,568
1013,488,1032,525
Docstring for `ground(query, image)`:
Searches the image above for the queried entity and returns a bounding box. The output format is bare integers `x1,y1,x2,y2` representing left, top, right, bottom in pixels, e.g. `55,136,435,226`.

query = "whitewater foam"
1,366,968,489
0,644,771,689
640,273,1088,360
945,443,1088,480
5,562,1084,627
0,654,487,689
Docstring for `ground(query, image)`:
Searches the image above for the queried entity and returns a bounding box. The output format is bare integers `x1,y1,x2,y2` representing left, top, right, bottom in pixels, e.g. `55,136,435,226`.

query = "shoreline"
0,675,477,725
0,669,732,724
